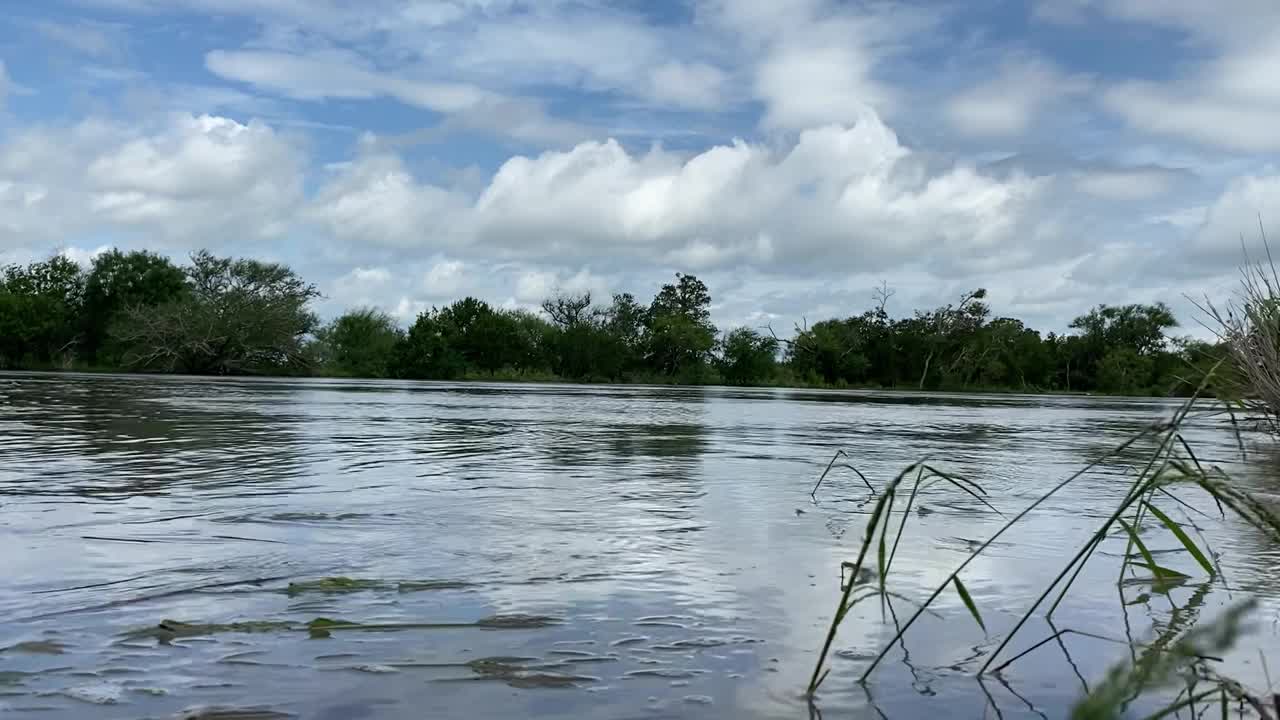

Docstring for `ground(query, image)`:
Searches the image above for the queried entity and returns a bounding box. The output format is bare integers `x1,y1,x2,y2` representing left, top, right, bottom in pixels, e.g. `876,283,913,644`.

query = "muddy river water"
2,373,1279,718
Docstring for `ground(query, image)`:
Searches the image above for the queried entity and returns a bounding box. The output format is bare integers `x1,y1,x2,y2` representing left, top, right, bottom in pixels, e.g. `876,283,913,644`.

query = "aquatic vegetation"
805,369,1280,716
285,576,475,596
122,614,562,643
285,577,385,595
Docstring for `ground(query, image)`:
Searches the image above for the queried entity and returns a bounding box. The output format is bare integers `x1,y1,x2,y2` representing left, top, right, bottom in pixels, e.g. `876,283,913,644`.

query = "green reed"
805,364,1280,717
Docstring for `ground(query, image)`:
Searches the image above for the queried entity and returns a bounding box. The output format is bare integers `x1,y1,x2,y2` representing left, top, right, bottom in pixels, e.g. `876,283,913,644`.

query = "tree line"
0,249,1227,395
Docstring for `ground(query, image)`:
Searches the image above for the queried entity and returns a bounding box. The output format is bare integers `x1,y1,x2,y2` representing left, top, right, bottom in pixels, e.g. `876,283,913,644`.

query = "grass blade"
922,465,1005,517
1144,502,1216,578
1128,561,1191,579
1117,518,1165,580
1138,689,1226,720
952,576,986,633
877,490,893,590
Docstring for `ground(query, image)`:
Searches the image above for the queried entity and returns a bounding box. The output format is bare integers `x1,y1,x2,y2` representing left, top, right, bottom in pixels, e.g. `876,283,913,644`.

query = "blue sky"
1,0,1278,334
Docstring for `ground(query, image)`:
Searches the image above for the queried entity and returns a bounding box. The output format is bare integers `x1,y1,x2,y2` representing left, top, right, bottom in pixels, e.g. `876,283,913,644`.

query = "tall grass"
1198,222,1280,435
805,367,1280,717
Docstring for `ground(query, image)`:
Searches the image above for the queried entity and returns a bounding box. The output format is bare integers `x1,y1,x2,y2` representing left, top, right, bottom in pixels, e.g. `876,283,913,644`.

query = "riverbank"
1,363,1181,398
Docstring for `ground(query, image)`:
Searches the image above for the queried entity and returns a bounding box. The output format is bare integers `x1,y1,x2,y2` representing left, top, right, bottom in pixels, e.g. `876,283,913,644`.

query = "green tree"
645,273,717,377
0,256,85,367
393,309,464,379
604,292,647,374
508,310,557,374
437,297,527,374
110,250,319,374
317,307,402,378
718,327,779,385
81,249,187,363
788,318,871,385
1097,347,1154,394
1068,303,1178,391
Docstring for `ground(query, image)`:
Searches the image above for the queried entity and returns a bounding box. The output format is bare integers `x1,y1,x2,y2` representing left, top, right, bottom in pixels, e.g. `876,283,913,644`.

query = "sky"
1,0,1278,336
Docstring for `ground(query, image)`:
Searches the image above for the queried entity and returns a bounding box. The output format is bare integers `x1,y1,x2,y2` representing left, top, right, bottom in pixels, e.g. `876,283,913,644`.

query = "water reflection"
1,373,1278,719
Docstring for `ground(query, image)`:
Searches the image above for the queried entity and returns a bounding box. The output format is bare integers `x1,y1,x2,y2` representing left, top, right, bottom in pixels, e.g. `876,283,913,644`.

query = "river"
2,373,1278,719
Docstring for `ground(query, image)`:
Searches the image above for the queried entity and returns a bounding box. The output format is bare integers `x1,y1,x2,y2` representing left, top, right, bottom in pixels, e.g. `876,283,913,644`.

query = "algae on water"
285,577,385,595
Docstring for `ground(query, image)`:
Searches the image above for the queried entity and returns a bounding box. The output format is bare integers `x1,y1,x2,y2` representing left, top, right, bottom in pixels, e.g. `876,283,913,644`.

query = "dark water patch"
2,641,69,655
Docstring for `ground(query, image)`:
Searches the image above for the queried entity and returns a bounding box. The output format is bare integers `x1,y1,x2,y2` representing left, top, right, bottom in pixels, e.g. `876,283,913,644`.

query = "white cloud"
1103,81,1280,153
423,258,466,295
32,19,126,59
1060,4,1280,152
514,269,558,303
756,43,886,130
308,151,468,249
946,58,1091,136
206,49,489,113
1074,168,1179,200
648,62,726,110
1190,174,1280,262
1146,206,1208,229
60,244,112,267
467,112,1047,274
0,113,303,251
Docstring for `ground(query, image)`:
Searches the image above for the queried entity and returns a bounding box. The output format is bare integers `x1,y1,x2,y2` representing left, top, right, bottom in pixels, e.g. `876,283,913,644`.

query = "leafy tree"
1097,347,1154,394
317,307,402,378
508,310,557,373
1068,303,1177,391
394,309,465,379
436,297,528,374
110,250,319,374
82,249,188,363
718,327,779,385
604,292,647,374
788,318,871,385
651,273,713,325
0,256,85,367
646,273,716,377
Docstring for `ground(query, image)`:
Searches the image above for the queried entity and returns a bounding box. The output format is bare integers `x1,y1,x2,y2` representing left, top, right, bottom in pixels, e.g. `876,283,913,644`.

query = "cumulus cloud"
0,113,303,251
308,151,468,249
11,0,1280,335
463,113,1048,273
721,1,937,130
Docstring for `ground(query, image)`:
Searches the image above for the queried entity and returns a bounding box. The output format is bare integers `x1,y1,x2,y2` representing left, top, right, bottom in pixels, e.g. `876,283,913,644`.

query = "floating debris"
124,620,296,643
475,614,560,629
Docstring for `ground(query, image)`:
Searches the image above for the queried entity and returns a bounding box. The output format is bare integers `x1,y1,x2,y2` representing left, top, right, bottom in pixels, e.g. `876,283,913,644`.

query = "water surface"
2,374,1278,718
